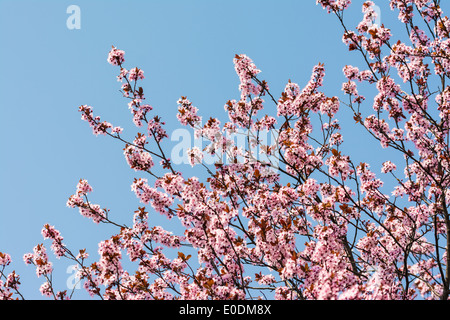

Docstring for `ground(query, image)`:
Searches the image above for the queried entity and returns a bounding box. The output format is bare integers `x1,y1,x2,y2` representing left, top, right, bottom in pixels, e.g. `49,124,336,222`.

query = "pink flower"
131,178,174,217
107,46,125,66
343,65,361,80
233,54,262,100
76,179,93,196
147,116,168,142
325,151,353,180
66,194,83,208
78,105,115,136
23,253,33,265
0,252,11,266
39,281,53,297
177,97,201,127
117,68,128,82
123,145,154,171
187,147,204,167
41,224,65,258
316,0,351,13
129,67,145,81
76,249,89,260
24,244,53,278
111,126,123,134
79,203,107,224
381,161,397,173
5,271,20,291
319,96,340,117
342,80,358,96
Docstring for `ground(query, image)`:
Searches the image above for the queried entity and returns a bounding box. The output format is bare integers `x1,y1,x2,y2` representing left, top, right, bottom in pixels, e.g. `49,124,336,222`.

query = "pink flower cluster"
129,67,145,81
41,224,65,258
0,253,19,300
124,144,154,172
8,1,450,300
186,146,203,167
0,252,11,267
131,178,174,217
79,105,113,136
277,64,326,117
23,244,53,278
316,0,351,13
233,54,264,100
107,46,125,66
66,179,107,224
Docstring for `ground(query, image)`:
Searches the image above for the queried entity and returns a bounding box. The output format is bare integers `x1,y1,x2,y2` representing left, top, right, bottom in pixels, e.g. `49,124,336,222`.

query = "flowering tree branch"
2,0,450,300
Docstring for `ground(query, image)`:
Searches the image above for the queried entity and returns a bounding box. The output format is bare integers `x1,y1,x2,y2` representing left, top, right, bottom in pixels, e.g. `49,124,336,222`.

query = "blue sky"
1,0,448,299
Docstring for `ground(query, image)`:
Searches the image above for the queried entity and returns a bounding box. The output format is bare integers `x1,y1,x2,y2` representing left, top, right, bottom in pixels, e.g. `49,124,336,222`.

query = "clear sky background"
1,0,449,299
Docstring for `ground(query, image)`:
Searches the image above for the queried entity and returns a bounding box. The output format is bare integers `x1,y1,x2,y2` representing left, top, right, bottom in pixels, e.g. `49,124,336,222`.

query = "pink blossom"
381,161,397,173
319,96,340,117
15,2,450,300
41,224,65,258
186,146,203,167
129,67,145,81
24,244,53,278
233,54,262,100
123,145,154,171
79,105,114,136
117,68,128,82
76,179,93,196
0,252,11,267
111,126,123,134
147,116,168,142
131,178,174,217
177,96,201,127
66,180,107,224
39,281,53,298
5,271,20,291
316,0,351,13
342,80,359,96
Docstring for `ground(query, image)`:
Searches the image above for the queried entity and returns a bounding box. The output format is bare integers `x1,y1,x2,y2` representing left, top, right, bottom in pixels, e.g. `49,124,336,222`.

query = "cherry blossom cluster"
0,252,20,300
177,96,202,127
41,224,65,258
316,0,351,13
233,54,264,100
79,105,122,136
131,178,174,217
124,144,154,172
66,179,107,224
107,46,125,66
